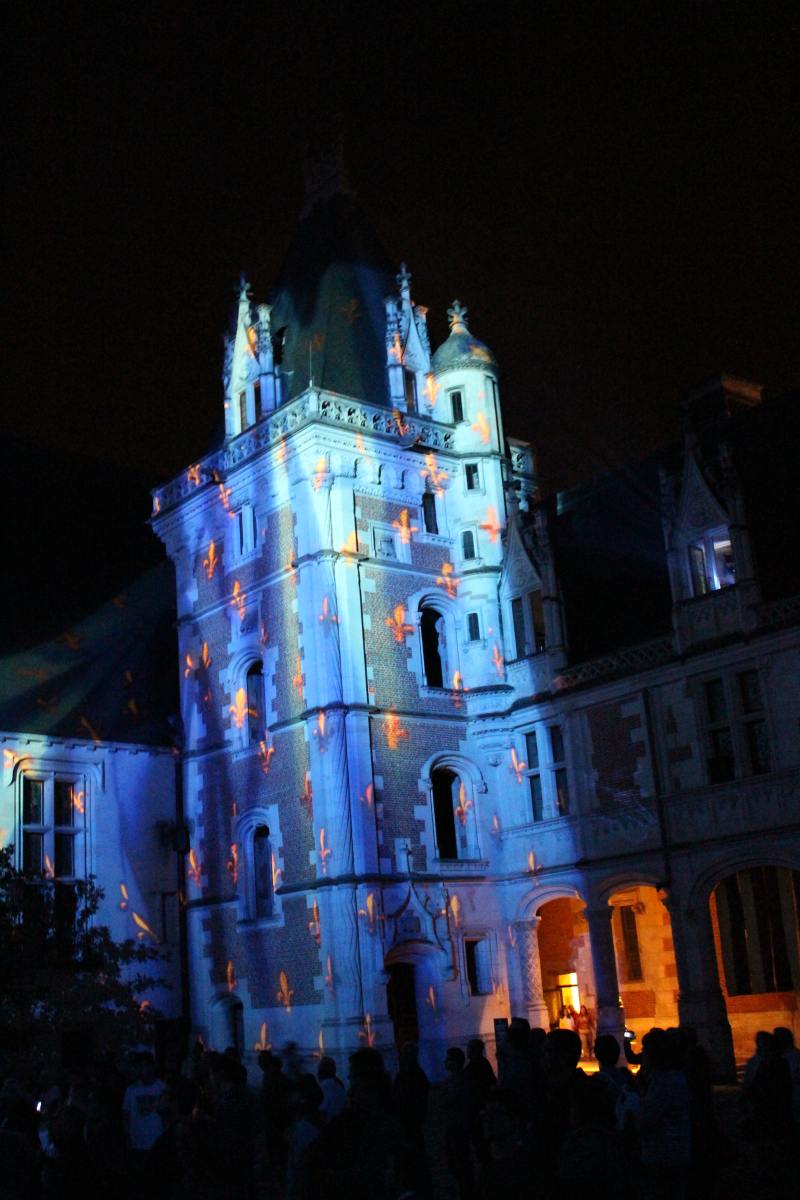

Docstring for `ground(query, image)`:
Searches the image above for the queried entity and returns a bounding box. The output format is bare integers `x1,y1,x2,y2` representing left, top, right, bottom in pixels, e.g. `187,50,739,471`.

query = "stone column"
582,905,626,1043
512,917,550,1030
665,894,736,1082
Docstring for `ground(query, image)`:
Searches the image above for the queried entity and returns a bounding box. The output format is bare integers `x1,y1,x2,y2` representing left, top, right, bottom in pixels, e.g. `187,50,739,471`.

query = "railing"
553,637,674,691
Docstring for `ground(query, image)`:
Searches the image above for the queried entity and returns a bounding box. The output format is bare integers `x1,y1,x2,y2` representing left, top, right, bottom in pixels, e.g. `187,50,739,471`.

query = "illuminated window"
431,767,458,859
21,776,82,879
687,526,735,596
246,662,264,744
465,938,492,995
420,607,445,688
422,493,438,534
465,464,480,491
466,612,481,642
461,530,476,561
450,390,464,423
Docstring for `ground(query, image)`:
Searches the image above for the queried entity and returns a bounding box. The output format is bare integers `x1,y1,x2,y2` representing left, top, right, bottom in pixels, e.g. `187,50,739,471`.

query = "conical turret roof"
268,191,396,404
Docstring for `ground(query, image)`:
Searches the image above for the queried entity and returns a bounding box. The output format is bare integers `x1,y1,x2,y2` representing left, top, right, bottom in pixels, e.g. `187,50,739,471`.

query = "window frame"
686,524,735,596
234,503,258,561
460,528,478,563
464,463,481,493
507,589,546,659
449,389,465,424
697,668,771,784
21,774,85,881
464,936,493,996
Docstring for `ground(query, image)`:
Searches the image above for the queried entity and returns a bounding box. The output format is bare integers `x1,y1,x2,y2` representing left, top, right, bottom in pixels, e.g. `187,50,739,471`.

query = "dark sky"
8,3,799,496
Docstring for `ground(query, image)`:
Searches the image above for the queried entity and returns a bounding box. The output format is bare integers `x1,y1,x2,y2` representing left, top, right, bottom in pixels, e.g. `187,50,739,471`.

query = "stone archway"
535,896,595,1031
607,884,679,1042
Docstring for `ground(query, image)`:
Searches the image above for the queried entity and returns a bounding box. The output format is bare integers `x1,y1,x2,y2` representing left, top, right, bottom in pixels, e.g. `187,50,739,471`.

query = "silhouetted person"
392,1042,431,1195
211,1052,254,1197
638,1028,691,1200
286,1074,323,1200
123,1052,166,1198
442,1046,478,1199
557,1074,627,1198
263,1052,290,1170
540,1027,586,1180
464,1038,495,1167
316,1055,346,1123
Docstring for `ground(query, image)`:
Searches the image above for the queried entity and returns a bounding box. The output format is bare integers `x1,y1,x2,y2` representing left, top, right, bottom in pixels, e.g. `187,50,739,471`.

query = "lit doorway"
537,896,593,1029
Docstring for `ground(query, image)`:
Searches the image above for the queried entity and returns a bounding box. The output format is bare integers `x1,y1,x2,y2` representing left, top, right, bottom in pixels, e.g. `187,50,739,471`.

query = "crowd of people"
0,1018,798,1199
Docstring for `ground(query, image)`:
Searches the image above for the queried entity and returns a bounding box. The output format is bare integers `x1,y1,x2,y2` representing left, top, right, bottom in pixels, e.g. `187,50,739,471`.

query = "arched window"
422,492,438,534
420,607,445,688
431,767,458,860
461,530,476,561
253,825,273,919
246,662,264,743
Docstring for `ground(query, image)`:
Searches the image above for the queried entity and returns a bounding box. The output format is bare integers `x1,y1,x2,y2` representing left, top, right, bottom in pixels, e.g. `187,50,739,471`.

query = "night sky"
8,4,799,502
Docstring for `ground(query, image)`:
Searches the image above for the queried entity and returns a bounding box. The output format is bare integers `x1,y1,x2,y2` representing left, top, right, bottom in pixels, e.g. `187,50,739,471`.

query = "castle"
4,183,799,1081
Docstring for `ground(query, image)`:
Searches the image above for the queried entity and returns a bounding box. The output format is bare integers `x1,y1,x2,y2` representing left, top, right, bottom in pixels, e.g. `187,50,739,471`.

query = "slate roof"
268,191,396,406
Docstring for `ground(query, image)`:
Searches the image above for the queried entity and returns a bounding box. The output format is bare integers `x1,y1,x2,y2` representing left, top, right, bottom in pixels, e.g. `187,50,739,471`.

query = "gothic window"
465,463,480,492
464,937,492,995
246,662,265,744
431,767,458,860
450,390,464,423
253,825,273,919
466,612,481,642
687,526,735,596
524,731,543,821
461,530,476,561
422,492,438,534
700,670,770,783
420,607,445,688
510,590,546,659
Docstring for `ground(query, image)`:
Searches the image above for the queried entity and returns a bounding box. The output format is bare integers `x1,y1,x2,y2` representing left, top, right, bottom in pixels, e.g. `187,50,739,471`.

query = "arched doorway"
608,885,678,1041
536,896,594,1029
209,993,244,1055
386,962,419,1047
710,865,800,1061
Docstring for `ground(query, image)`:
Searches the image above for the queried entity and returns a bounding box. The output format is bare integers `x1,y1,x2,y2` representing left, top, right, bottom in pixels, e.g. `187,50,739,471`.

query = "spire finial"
238,276,252,305
447,300,469,334
397,262,412,304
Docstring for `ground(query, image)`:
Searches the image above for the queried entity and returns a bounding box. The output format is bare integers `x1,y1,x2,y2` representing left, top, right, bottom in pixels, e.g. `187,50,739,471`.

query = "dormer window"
688,527,735,596
510,589,546,658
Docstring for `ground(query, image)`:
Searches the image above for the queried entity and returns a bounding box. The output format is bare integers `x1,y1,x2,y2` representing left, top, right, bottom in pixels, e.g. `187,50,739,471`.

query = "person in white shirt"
316,1055,346,1122
122,1053,166,1152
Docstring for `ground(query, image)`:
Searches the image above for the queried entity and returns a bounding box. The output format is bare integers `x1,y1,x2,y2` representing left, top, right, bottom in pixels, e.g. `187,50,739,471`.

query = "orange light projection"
490,813,502,839
325,955,334,989
187,849,202,887
392,408,410,436
422,374,440,410
119,883,129,910
226,960,237,992
360,783,374,809
426,984,437,1012
508,924,517,949
510,748,526,783
392,508,418,544
43,854,54,879
271,850,282,892
491,643,504,678
230,580,246,621
203,540,219,580
312,458,327,490
528,849,538,873
72,790,85,815
132,912,158,941
153,495,161,514
449,893,462,928
358,1012,376,1046
436,562,461,597
276,970,294,1010
318,596,339,625
318,828,332,875
184,654,196,679
454,783,473,826
420,452,448,496
218,482,234,517
227,843,238,885
254,1022,272,1052
479,506,502,543
313,711,328,752
385,604,414,644
357,891,377,933
257,738,275,776
187,464,201,487
292,656,304,700
2,749,17,769
201,642,212,671
307,899,321,945
472,412,491,444
229,688,254,729
385,712,409,750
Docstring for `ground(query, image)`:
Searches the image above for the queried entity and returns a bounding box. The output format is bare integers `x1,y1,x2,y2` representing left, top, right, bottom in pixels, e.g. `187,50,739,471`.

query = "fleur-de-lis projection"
3,749,17,770
313,711,329,752
227,843,238,885
80,716,102,743
491,642,505,678
257,738,275,775
392,408,410,436
307,899,321,945
203,540,219,580
246,325,258,355
479,506,502,544
153,495,161,514
426,984,438,1013
132,912,158,941
218,482,234,518
200,642,212,671
276,435,287,465
319,596,339,625
292,656,304,699
259,622,269,646
420,452,448,496
254,1022,272,1052
472,412,491,444
184,653,196,679
230,580,246,622
187,464,201,487
318,828,332,875
355,433,370,457
271,850,282,892
324,955,334,989
454,783,473,826
388,332,403,363
436,562,461,598
510,747,526,783
312,458,327,490
276,970,294,1010
392,508,418,544
339,531,359,560
422,374,440,410
449,892,462,928
314,1028,326,1058
360,783,374,809
385,712,410,750
528,849,541,874
119,883,129,910
490,813,502,839
385,604,414,644
43,854,55,879
508,924,517,949
226,960,237,992
299,773,313,820
229,687,255,729
357,891,377,933
73,790,85,815
187,848,202,886
358,1013,376,1046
